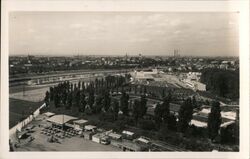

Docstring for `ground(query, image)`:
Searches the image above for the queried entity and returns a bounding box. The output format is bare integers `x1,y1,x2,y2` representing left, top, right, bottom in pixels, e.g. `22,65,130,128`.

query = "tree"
138,119,156,131
154,102,163,128
162,88,166,99
140,95,148,117
44,91,50,106
178,97,193,133
120,91,129,116
134,85,137,94
62,89,68,106
101,78,104,88
111,99,119,120
132,100,141,125
79,91,87,112
95,78,99,92
74,89,81,109
87,87,95,109
192,96,197,108
139,85,143,94
103,90,111,112
200,68,239,99
93,95,103,113
143,86,147,95
74,83,77,91
49,87,54,101
162,96,170,124
132,96,147,125
167,114,177,131
207,101,222,140
66,91,73,109
53,88,60,108
81,81,85,92
78,81,81,89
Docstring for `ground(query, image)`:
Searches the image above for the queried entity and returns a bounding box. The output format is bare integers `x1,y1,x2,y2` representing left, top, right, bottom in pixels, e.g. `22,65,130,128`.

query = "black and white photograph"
1,0,249,159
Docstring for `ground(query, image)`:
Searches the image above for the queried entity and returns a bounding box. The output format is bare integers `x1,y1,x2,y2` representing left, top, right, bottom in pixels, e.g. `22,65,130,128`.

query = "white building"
183,79,206,91
187,72,202,81
130,69,159,81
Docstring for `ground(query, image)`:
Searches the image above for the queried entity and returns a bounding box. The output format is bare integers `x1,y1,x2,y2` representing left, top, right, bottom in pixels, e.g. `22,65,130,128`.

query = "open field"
9,84,57,94
9,98,43,128
10,87,49,102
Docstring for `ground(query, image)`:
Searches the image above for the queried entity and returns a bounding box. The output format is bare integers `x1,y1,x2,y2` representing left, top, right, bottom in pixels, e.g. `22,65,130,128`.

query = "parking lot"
12,114,121,151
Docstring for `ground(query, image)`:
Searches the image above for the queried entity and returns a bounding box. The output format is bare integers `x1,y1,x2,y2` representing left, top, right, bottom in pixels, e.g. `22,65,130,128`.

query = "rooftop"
137,137,150,144
43,112,55,117
108,132,122,139
73,119,88,124
85,125,97,130
46,114,77,125
122,130,134,136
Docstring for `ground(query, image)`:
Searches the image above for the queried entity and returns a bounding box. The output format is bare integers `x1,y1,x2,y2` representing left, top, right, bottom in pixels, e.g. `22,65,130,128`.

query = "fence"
9,103,46,138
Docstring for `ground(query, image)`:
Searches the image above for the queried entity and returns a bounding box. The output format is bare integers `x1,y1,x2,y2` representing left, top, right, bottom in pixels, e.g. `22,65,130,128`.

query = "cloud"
27,28,35,33
9,12,238,56
128,38,151,43
69,23,85,29
169,19,181,26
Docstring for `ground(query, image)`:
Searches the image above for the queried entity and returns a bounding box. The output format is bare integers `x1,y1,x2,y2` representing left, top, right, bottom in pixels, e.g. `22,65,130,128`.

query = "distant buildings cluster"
9,55,239,77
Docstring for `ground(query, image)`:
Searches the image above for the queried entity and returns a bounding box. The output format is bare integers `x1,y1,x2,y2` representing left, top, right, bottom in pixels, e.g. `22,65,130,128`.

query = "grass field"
9,84,51,94
9,98,43,128
9,87,49,102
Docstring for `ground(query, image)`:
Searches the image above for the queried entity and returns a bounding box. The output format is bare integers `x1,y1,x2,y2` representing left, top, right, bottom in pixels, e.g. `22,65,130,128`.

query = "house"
122,130,135,140
73,119,88,131
108,132,122,141
147,103,181,116
135,136,151,145
92,132,110,144
92,133,105,143
118,140,148,151
183,79,206,91
84,125,97,132
82,131,95,140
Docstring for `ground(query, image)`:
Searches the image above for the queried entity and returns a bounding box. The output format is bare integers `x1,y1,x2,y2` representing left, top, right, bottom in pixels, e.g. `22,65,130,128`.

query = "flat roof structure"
46,114,77,125
221,121,235,128
137,137,150,144
92,133,106,139
108,133,122,140
191,119,207,127
122,130,134,136
43,112,55,117
73,119,88,124
85,125,97,131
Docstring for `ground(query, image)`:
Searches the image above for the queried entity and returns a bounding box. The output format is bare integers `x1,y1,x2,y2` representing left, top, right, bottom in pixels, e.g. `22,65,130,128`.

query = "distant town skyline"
9,12,239,56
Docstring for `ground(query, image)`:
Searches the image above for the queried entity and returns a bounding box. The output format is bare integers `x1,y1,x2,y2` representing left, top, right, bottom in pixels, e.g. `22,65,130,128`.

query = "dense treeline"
44,75,128,115
200,68,239,99
43,74,238,150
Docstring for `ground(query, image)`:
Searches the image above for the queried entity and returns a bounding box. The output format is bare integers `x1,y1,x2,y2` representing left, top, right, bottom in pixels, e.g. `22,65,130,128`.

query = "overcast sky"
9,12,238,56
